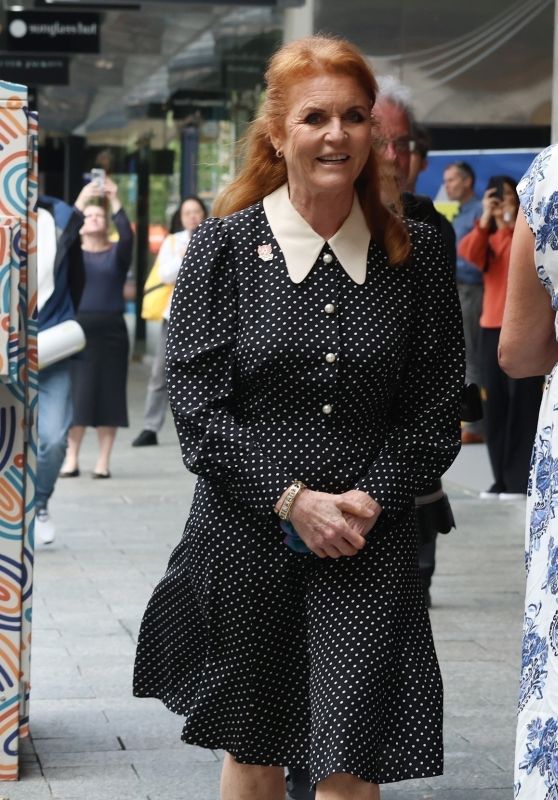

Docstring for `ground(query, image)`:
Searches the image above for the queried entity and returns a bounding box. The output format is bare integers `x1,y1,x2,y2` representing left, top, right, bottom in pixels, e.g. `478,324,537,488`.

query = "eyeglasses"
372,136,416,154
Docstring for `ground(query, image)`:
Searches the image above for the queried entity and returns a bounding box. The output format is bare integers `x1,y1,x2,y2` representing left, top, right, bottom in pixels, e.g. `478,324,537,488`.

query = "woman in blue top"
60,176,134,478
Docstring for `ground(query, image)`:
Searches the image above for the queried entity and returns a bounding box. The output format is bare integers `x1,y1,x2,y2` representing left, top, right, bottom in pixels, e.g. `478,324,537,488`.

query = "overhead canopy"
3,1,285,134
0,0,554,134
316,0,554,125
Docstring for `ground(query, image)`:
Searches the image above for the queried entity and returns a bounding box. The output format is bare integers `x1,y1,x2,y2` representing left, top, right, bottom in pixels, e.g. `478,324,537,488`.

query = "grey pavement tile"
105,710,186,741
30,682,98,701
430,793,511,800
140,761,222,800
39,616,123,636
451,621,522,640
431,627,487,641
29,708,111,740
428,752,509,790
76,660,134,681
31,628,63,646
43,764,142,796
106,604,155,619
487,748,515,773
66,637,136,658
450,714,516,743
383,792,511,800
381,788,434,799
131,747,219,772
32,698,108,712
37,750,133,769
51,796,150,800
0,780,53,800
118,617,142,640
435,639,497,662
97,590,155,608
39,591,106,608
78,685,135,702
474,637,522,667
32,735,123,755
35,746,215,772
30,655,79,674
440,730,475,751
117,733,190,751
379,778,434,794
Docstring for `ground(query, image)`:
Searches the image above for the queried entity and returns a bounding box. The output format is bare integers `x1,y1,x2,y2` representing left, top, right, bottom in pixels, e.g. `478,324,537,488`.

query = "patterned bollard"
0,81,38,782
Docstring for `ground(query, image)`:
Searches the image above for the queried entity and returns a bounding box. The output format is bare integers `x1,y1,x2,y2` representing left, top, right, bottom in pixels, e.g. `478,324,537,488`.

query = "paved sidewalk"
4,361,525,799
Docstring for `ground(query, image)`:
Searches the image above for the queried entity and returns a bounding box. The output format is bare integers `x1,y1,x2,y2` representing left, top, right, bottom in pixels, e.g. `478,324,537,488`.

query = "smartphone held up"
486,175,505,200
90,167,106,192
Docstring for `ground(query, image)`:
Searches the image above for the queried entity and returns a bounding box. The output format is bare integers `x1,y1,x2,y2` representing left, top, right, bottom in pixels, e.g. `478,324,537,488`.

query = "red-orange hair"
213,34,410,265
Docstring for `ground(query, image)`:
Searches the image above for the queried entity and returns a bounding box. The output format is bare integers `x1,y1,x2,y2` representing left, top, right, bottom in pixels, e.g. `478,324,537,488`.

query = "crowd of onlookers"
35,174,207,545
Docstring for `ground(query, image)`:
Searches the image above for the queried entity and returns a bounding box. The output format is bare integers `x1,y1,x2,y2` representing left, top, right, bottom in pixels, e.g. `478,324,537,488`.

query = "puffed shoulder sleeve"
165,216,292,515
517,144,558,232
355,225,465,516
517,144,558,296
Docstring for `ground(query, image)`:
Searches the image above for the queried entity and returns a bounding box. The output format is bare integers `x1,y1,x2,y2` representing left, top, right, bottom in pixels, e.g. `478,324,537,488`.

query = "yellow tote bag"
140,254,173,321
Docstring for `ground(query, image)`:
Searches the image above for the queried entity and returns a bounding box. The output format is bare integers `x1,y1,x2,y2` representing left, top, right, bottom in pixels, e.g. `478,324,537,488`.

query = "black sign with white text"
0,55,69,85
7,11,100,54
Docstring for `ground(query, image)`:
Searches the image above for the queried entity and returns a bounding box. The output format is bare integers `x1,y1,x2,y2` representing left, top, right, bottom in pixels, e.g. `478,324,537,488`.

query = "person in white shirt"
133,196,207,447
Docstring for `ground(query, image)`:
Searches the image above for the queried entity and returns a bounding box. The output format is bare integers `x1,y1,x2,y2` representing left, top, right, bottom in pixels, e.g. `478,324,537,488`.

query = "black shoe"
132,430,158,447
59,468,80,478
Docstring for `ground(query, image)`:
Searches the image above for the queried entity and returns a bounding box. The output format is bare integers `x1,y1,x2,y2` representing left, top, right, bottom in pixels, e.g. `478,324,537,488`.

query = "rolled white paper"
38,320,86,369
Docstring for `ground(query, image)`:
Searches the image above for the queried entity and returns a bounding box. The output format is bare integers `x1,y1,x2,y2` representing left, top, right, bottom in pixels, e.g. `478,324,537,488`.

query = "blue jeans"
36,360,73,510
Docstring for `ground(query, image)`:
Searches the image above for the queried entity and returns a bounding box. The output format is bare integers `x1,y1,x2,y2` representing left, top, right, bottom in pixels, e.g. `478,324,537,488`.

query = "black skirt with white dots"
133,200,465,787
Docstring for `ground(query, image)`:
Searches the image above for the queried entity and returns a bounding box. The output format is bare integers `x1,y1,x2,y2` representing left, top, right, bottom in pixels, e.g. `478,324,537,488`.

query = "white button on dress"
322,253,333,264
324,303,335,315
325,353,337,364
322,403,333,415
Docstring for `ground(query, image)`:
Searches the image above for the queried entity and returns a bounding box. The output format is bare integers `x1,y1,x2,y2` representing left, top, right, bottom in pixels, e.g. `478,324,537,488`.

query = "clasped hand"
289,489,382,559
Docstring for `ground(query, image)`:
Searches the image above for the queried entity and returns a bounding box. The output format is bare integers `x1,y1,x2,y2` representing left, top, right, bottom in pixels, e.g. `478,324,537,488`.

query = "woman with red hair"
134,35,464,800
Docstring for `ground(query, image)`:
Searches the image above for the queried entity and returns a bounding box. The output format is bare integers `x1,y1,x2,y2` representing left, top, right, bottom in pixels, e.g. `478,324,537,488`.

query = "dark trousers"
419,539,436,589
480,328,542,493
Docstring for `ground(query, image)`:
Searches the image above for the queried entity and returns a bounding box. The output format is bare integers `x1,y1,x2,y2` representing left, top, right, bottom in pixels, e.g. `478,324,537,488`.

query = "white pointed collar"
262,183,371,285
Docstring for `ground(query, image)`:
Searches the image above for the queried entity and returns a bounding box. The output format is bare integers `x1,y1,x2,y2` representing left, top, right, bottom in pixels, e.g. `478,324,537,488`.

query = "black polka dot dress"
133,191,465,787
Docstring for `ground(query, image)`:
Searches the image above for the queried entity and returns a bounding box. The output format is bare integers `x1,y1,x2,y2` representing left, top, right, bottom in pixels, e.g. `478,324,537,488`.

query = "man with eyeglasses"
372,76,457,267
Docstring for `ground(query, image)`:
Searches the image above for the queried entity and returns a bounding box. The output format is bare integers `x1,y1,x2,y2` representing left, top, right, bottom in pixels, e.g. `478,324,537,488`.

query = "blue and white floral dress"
516,144,558,799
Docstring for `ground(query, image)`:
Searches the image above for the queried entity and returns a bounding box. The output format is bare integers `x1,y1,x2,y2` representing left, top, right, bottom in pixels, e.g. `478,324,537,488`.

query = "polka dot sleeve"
165,216,292,514
355,226,465,515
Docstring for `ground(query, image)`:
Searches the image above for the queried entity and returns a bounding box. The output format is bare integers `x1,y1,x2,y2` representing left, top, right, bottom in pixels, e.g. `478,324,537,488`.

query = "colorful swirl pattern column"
0,82,38,782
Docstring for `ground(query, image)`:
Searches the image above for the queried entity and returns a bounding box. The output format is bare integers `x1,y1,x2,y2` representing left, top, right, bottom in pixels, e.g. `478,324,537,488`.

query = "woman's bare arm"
499,209,558,378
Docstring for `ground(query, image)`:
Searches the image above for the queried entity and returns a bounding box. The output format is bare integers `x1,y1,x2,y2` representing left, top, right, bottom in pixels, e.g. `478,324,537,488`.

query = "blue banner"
416,149,542,203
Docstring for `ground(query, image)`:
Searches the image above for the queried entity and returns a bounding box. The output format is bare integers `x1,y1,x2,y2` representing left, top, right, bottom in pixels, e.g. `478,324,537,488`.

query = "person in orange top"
458,175,542,500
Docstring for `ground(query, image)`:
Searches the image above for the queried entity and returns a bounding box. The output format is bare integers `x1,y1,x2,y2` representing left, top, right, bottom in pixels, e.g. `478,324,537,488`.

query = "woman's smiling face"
271,72,372,203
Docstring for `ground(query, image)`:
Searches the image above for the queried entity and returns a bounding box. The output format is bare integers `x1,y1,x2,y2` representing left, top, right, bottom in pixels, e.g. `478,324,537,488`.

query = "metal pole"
135,139,150,344
283,0,314,43
552,0,558,142
180,124,199,198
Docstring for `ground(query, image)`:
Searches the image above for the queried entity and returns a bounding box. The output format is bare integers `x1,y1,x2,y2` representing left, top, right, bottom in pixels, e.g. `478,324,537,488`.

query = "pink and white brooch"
257,244,273,262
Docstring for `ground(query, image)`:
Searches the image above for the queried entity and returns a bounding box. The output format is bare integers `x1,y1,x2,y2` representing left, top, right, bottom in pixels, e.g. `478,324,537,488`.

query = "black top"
402,191,457,271
78,208,134,313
